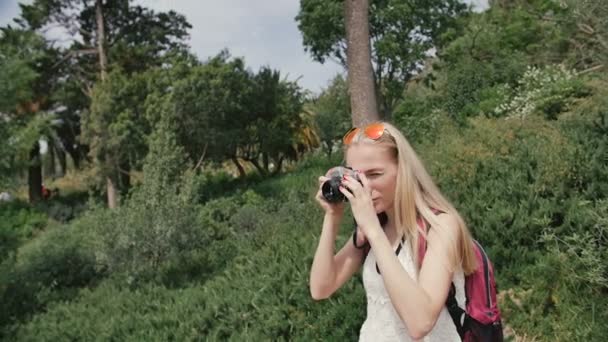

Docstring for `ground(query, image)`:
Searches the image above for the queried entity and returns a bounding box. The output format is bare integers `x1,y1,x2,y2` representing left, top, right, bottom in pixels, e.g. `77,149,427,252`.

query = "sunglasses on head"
342,122,387,145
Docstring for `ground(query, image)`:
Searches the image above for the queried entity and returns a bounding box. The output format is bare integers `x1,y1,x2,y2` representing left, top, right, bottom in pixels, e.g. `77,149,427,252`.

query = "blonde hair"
345,121,477,275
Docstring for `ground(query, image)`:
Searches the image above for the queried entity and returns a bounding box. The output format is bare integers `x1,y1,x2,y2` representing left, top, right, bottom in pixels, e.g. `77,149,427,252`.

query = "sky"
0,0,488,94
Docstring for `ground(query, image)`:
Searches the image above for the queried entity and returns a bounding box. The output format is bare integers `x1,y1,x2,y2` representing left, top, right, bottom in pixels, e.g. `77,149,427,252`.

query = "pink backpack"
417,215,503,342
355,213,504,341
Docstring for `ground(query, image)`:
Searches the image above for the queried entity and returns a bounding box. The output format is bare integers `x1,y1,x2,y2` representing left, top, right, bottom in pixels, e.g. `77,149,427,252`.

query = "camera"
321,166,361,203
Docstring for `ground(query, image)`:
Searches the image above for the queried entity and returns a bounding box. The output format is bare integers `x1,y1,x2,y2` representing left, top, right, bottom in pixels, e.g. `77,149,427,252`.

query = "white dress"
358,239,466,342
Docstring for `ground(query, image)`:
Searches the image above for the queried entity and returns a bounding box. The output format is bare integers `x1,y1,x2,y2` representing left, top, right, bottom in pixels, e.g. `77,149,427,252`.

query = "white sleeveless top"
359,239,466,342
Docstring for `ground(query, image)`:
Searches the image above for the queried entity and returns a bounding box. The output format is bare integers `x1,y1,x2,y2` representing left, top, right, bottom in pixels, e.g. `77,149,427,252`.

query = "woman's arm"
309,213,366,300
366,213,460,339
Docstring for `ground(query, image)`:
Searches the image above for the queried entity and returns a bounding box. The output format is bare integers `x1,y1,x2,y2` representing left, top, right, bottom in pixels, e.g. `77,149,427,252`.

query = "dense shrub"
13,181,368,341
421,116,581,284
494,64,589,119
0,201,47,263
502,199,608,340
0,221,100,335
90,118,239,287
392,81,447,145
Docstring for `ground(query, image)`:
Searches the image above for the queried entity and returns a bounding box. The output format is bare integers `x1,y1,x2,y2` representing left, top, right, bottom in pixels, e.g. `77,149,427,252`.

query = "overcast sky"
1,0,488,94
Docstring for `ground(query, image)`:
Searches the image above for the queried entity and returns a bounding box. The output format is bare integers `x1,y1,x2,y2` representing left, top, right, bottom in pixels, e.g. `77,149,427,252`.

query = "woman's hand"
340,172,383,239
315,173,345,217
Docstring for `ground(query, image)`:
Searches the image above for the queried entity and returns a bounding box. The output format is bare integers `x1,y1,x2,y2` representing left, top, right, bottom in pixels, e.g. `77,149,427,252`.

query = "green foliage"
435,1,570,120
13,0,194,205
311,74,351,156
494,64,588,119
421,116,581,282
415,103,607,338
392,81,448,145
21,0,192,74
83,69,152,183
11,282,205,341
558,0,608,70
11,168,367,340
0,27,44,112
0,201,47,263
0,27,58,188
246,66,315,174
162,51,253,164
560,79,608,200
0,221,101,334
91,118,225,286
502,199,608,340
161,51,314,176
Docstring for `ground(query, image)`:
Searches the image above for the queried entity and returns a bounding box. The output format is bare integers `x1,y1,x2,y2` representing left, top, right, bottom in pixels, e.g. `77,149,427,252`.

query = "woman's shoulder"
431,212,460,235
426,211,462,254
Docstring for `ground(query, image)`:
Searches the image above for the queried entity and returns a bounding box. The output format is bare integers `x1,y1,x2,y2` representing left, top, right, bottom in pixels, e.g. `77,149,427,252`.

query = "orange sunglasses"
342,123,386,145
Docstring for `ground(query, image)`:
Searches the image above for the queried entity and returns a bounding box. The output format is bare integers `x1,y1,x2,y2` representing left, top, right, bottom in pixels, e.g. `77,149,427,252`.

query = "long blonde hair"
345,121,477,275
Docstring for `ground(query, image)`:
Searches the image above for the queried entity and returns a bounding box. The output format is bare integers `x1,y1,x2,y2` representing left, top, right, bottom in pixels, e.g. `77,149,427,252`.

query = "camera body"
321,166,361,203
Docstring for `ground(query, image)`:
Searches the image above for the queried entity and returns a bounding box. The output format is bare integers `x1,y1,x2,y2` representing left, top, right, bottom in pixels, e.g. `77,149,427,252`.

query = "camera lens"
321,177,345,203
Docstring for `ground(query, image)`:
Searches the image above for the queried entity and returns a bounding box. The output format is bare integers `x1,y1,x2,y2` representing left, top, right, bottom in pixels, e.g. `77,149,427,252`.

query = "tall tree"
18,0,191,207
344,0,379,125
297,0,468,120
0,27,58,202
94,0,119,208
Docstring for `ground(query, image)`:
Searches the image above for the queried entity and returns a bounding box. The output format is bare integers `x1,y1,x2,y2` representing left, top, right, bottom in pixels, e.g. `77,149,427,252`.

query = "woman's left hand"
340,172,383,238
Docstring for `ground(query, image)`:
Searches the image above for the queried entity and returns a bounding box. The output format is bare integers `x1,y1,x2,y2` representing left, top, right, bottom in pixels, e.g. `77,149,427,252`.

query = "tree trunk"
96,0,108,82
48,142,56,178
28,142,43,203
325,141,333,158
96,0,117,209
271,156,284,176
263,153,269,173
119,160,131,195
106,176,118,208
231,157,246,178
57,147,67,177
248,158,267,176
344,0,380,126
64,143,82,169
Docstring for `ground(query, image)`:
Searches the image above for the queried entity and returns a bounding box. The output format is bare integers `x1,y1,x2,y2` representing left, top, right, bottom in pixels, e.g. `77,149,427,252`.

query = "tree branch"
193,142,208,170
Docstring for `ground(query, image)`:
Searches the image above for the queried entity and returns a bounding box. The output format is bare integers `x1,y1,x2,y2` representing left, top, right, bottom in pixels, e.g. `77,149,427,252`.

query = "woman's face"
345,143,398,214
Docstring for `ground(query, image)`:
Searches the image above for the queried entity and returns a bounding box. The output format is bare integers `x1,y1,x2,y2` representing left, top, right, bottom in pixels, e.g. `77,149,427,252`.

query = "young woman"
309,122,478,341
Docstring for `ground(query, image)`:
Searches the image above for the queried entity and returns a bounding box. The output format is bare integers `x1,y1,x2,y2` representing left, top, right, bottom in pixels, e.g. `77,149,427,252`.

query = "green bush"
90,118,239,287
420,116,580,284
193,169,265,204
435,2,572,121
0,221,100,334
502,199,608,340
494,64,589,119
12,282,205,341
12,157,367,341
392,80,447,145
0,201,47,263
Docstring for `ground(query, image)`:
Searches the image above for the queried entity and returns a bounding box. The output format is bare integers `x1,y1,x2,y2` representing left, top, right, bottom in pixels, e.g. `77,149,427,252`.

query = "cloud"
136,0,343,93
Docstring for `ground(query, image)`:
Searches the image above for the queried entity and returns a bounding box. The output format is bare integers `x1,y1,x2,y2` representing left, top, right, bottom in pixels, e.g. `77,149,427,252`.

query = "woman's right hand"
315,174,345,216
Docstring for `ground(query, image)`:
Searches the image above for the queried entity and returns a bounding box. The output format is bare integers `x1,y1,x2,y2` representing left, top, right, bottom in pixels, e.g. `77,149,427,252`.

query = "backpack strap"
446,283,468,339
